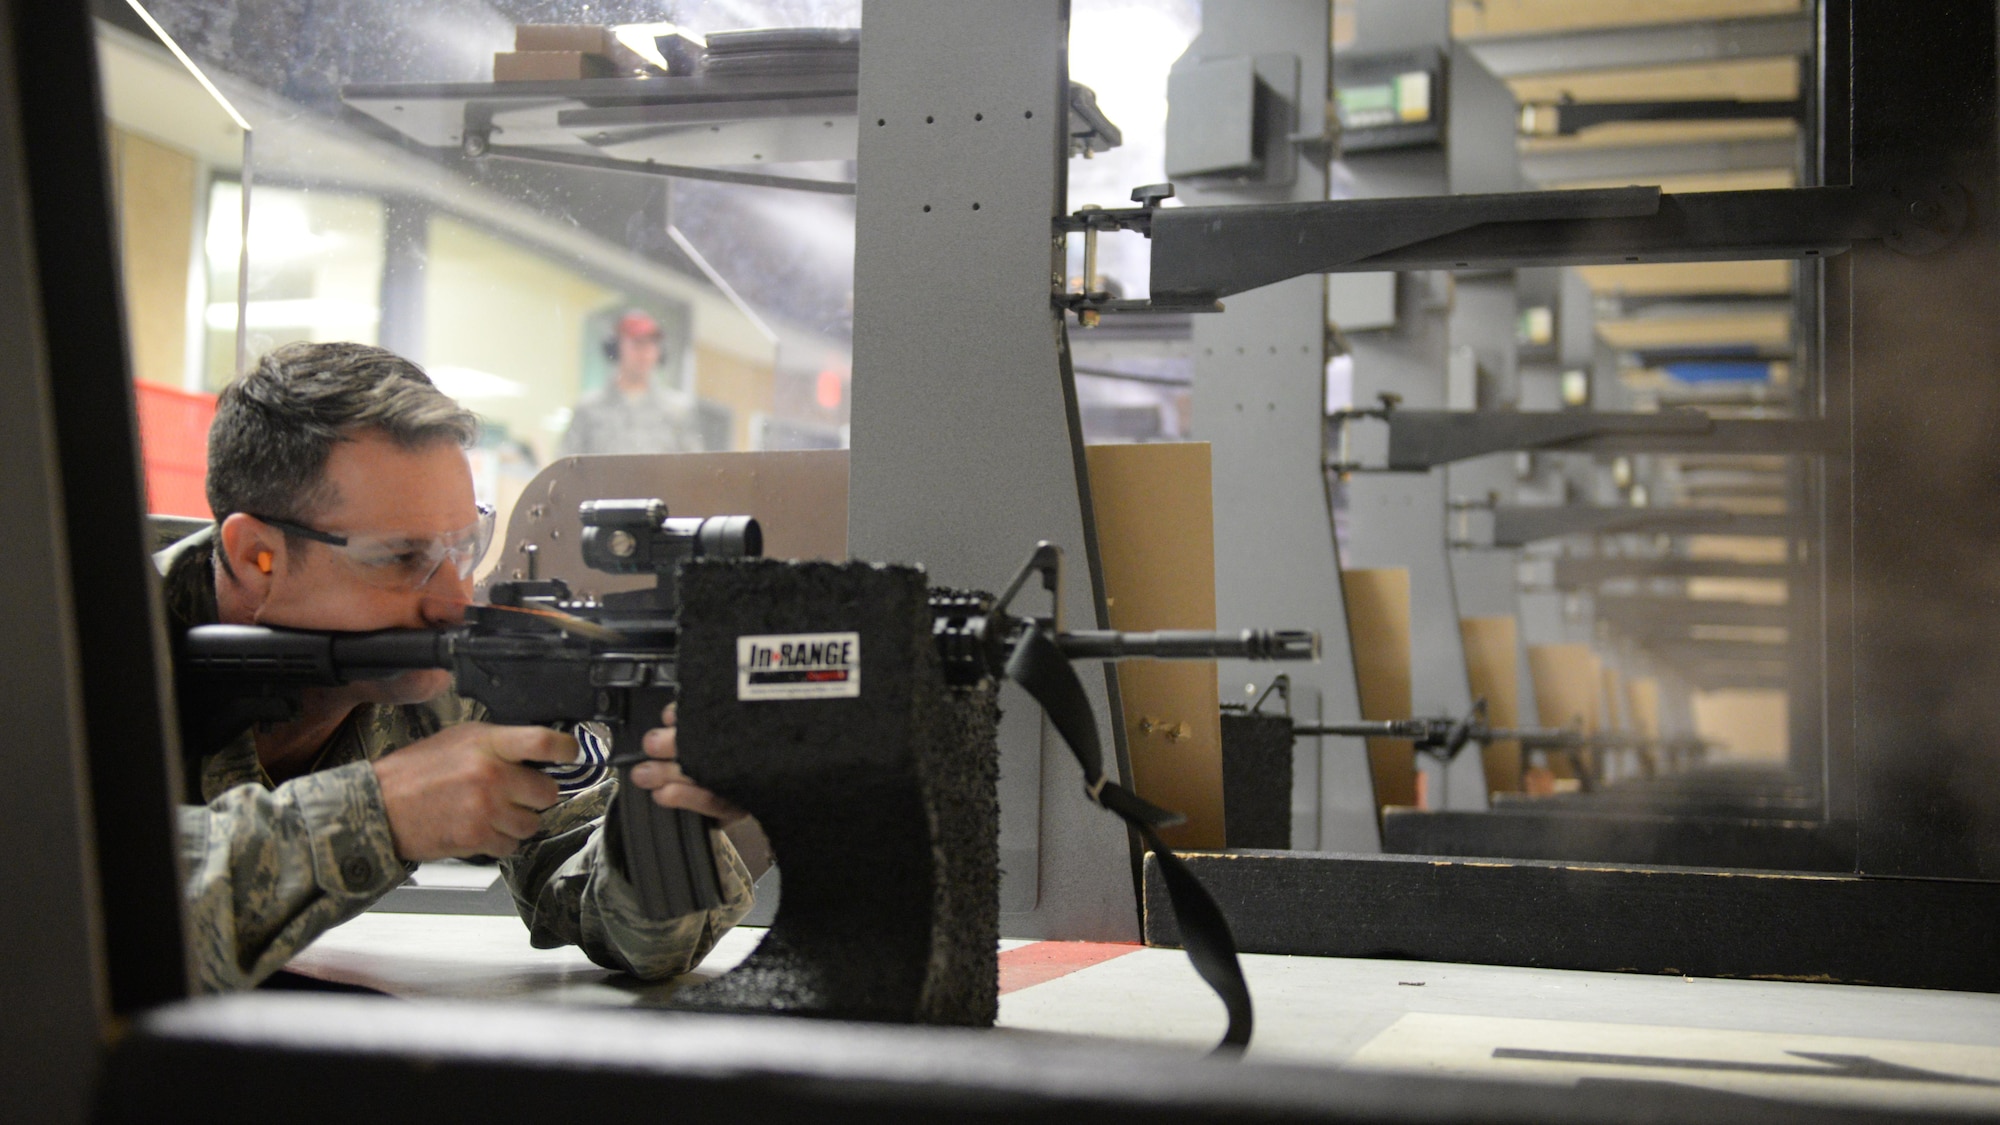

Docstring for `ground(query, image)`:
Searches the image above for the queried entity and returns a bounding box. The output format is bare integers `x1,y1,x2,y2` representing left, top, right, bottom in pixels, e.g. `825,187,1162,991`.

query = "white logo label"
736,632,862,700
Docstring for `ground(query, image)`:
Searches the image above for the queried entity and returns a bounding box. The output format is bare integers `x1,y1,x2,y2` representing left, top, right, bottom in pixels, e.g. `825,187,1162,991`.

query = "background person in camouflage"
159,341,751,992
558,309,706,457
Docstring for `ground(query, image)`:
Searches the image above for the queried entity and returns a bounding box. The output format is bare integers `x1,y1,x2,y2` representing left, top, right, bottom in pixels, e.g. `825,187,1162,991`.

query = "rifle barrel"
1056,629,1319,662
1292,721,1423,739
1287,720,1672,750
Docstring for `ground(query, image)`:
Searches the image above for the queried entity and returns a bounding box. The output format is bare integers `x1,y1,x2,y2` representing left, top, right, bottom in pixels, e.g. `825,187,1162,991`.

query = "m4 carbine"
181,501,1319,924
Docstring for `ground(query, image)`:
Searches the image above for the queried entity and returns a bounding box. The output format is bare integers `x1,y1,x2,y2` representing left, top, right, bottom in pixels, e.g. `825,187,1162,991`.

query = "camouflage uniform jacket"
158,528,752,993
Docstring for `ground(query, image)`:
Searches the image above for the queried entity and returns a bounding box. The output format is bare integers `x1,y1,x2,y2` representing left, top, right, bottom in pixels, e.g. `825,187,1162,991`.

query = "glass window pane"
202,181,385,390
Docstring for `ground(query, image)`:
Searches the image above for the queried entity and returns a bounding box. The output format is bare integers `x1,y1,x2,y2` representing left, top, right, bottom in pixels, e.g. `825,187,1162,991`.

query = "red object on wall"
132,381,216,517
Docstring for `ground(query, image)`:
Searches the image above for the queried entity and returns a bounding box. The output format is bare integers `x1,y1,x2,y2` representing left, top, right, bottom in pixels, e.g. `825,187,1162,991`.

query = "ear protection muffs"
255,550,274,575
605,310,665,363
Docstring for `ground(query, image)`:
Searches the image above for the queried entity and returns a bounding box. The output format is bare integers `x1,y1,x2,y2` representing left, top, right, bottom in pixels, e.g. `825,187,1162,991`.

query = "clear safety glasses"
250,505,497,591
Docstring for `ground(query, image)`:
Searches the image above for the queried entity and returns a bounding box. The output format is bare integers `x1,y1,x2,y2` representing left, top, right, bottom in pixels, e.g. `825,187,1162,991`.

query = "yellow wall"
422,214,618,461
109,126,197,387
202,182,386,388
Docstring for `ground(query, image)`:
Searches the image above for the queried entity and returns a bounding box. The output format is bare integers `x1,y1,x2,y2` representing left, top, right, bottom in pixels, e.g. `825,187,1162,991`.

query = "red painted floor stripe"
997,941,1143,995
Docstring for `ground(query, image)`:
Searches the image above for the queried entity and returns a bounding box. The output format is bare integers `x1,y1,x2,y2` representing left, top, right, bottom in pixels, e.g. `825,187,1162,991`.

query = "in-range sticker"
737,632,861,700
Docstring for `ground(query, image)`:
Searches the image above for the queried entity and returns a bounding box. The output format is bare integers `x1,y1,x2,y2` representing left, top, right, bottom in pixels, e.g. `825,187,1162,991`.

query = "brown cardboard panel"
1460,616,1522,796
108,129,194,389
494,51,617,82
1693,687,1789,764
1085,443,1224,850
1509,58,1801,107
1575,259,1792,297
1342,568,1417,811
1600,664,1626,733
514,24,619,52
1627,676,1663,740
1528,643,1602,732
1596,311,1792,351
512,25,654,71
1451,0,1799,40
1527,643,1602,781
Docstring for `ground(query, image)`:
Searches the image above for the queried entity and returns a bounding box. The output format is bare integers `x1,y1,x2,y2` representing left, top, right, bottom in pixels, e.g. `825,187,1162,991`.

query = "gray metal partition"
847,0,1136,939
1340,2,1536,814
0,10,108,1107
2,0,163,1117
1176,0,1376,852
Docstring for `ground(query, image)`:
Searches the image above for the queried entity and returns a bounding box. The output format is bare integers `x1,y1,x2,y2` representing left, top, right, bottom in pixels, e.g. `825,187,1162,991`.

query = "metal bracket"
1328,402,1834,473
1880,179,1971,256
1231,673,1293,719
1055,184,1221,325
989,540,1065,636
1056,180,1969,312
1067,82,1123,157
1520,97,1806,138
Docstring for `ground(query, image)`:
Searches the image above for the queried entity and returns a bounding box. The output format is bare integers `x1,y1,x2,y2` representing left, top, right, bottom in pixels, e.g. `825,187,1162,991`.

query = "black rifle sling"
1005,629,1255,1052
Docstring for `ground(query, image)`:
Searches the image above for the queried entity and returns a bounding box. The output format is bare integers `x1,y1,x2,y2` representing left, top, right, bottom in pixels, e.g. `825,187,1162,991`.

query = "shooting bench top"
284,909,2000,1118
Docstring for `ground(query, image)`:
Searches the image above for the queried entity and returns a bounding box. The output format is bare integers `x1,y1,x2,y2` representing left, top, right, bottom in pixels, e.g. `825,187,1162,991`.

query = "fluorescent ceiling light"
426,365,527,400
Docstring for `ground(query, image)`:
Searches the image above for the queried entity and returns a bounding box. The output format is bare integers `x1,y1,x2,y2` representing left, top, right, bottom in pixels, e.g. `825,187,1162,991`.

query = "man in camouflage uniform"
558,309,705,457
160,341,751,992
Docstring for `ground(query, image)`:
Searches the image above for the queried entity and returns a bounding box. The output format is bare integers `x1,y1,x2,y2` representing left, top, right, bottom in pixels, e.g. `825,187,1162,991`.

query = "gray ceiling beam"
1522,136,1800,186
1465,13,1812,79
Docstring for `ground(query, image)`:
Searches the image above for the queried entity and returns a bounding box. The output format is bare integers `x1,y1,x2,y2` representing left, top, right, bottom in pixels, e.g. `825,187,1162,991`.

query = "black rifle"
1239,677,1711,788
181,503,1320,929
179,499,762,919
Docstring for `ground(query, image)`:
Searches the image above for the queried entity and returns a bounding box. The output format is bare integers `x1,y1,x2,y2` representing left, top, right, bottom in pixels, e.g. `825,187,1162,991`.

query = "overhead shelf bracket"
1329,399,1835,473
1059,179,1968,315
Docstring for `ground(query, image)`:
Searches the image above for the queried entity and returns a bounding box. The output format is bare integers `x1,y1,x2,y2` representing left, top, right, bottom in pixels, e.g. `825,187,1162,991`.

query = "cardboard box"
510,25,652,73
515,24,615,52
494,50,618,82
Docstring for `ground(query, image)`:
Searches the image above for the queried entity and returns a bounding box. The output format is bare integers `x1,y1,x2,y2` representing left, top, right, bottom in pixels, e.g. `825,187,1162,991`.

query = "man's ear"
216,513,281,605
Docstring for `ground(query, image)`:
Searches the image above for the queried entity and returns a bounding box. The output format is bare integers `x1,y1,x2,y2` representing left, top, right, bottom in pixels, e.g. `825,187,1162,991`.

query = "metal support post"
1342,2,1521,814
1844,0,2000,878
1175,0,1376,851
848,0,1136,938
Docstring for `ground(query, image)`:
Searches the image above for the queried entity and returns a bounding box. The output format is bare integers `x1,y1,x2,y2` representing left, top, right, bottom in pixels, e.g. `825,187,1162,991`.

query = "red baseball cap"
617,310,662,340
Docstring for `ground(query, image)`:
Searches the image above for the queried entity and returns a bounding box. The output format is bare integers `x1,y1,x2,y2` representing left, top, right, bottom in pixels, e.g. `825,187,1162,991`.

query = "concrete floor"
290,911,2000,1118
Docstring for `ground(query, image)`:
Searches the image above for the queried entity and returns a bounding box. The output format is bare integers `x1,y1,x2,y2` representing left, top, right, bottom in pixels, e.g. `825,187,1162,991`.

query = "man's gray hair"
206,341,478,524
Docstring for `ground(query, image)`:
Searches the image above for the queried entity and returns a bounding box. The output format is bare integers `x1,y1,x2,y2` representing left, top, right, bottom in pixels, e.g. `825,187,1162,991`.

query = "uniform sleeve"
179,761,411,993
499,780,753,980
